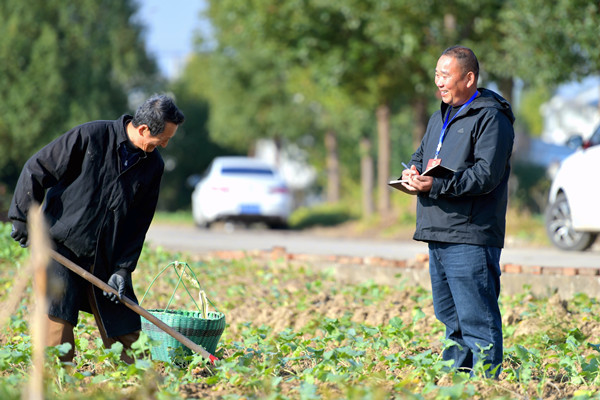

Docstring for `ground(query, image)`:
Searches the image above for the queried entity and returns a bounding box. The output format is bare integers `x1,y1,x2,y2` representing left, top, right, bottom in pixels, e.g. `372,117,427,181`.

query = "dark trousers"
45,285,140,364
429,242,503,377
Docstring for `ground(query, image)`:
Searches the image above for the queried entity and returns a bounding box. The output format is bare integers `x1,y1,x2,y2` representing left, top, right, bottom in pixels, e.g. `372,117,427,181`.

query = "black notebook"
387,179,410,190
421,163,456,178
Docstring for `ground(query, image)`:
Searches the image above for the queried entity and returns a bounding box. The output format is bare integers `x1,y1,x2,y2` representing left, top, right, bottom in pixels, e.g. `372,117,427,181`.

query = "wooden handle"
49,249,218,364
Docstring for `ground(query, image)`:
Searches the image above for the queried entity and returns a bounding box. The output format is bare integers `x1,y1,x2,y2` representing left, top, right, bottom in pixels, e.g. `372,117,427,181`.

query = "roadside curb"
198,246,600,299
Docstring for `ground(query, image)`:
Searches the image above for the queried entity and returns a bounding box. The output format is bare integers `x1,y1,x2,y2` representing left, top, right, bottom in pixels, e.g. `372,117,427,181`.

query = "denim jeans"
428,242,503,377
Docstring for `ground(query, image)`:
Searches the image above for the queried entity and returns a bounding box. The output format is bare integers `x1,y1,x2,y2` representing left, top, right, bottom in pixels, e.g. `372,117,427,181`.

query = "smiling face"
435,55,477,107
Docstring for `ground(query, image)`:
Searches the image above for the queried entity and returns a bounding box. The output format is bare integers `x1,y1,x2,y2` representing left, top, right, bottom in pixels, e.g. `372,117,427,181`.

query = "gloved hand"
103,268,132,304
10,220,28,248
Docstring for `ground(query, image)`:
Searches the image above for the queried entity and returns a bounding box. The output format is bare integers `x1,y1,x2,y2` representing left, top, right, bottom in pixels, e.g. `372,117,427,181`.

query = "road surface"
146,224,600,269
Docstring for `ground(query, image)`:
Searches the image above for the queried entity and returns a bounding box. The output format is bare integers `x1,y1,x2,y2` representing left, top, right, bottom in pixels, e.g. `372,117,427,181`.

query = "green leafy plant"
2,221,600,398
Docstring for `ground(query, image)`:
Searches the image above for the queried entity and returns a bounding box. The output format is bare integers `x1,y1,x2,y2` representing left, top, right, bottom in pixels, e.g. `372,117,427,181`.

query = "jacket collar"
116,114,137,148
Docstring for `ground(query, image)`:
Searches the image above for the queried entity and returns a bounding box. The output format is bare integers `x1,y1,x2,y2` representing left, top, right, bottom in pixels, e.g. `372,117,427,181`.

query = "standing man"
399,46,514,377
8,94,185,363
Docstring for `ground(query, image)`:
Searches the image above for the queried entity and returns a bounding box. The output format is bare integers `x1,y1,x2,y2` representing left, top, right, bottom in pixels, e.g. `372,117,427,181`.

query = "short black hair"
132,94,185,136
442,45,479,81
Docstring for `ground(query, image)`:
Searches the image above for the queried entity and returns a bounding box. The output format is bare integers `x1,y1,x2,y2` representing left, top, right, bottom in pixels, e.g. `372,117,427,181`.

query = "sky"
135,0,210,80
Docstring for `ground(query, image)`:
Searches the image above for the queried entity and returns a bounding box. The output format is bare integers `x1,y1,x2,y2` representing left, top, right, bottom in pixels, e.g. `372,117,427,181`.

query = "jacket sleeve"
429,110,514,199
9,129,85,222
409,141,425,173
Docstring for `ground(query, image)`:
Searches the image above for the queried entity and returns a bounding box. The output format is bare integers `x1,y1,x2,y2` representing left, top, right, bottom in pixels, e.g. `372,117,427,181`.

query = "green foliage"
2,229,600,398
517,86,551,137
0,0,160,188
0,222,28,267
510,162,551,214
498,0,600,85
289,203,359,229
193,13,317,150
151,210,195,225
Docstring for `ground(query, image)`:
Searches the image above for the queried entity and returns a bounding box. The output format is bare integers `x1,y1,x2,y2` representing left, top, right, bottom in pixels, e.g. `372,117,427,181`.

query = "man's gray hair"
132,94,185,136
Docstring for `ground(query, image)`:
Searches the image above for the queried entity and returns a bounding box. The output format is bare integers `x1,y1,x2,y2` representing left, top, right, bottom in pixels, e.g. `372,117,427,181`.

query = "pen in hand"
401,162,419,184
400,162,412,182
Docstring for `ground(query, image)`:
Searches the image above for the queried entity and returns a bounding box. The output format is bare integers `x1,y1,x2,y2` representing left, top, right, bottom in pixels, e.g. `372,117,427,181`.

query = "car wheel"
267,220,289,230
195,220,211,229
545,193,597,251
193,213,212,229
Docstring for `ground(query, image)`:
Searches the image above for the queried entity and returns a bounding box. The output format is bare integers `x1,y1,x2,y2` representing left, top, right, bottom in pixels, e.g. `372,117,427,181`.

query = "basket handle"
140,261,220,315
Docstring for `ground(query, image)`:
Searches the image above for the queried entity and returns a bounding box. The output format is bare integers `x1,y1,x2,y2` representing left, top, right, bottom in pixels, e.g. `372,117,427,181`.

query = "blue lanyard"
434,90,479,159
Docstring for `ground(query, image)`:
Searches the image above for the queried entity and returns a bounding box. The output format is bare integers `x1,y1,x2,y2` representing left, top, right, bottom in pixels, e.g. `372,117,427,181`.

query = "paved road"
146,223,600,269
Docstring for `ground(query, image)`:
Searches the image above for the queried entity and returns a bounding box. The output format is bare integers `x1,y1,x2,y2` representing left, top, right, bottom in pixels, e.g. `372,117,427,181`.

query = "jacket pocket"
438,197,474,229
48,218,71,242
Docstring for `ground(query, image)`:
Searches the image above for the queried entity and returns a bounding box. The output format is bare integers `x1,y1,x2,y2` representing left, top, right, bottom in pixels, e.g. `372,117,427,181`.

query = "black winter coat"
409,88,515,248
9,115,163,336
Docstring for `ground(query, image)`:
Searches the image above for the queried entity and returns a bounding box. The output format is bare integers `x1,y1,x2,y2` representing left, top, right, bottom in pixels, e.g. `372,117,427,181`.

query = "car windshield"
221,167,274,176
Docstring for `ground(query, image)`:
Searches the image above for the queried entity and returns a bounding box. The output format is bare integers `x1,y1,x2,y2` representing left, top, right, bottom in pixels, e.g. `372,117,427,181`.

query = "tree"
160,53,229,210
203,1,370,208
285,65,372,204
0,0,159,189
202,0,443,215
498,0,599,87
202,1,316,155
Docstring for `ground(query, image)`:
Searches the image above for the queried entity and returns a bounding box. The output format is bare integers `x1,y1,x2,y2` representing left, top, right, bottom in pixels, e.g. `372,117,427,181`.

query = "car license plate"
240,204,261,214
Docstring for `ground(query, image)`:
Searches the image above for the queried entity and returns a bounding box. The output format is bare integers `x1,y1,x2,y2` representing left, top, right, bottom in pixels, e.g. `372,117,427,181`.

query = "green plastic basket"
140,261,226,362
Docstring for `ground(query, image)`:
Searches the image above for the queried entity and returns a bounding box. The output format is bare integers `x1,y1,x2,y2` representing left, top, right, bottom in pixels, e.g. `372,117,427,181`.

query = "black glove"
103,268,132,304
10,220,28,248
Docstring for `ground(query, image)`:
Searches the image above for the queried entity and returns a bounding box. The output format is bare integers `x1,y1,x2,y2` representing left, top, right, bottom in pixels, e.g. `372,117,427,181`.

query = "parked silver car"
191,156,292,229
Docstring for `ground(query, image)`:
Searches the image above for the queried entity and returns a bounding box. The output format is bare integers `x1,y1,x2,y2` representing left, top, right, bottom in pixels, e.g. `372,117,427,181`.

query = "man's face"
139,122,178,152
434,55,472,107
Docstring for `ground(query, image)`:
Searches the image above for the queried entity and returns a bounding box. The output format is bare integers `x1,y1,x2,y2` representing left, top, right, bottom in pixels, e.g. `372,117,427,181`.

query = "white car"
191,156,293,229
545,125,600,251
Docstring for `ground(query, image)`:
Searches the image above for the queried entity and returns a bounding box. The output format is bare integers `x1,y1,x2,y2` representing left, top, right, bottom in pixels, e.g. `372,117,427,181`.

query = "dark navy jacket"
9,115,163,336
409,88,515,248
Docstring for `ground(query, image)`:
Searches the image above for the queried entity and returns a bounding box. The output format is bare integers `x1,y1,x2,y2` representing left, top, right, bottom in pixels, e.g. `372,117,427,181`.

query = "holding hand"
10,220,28,248
103,268,132,304
400,165,420,193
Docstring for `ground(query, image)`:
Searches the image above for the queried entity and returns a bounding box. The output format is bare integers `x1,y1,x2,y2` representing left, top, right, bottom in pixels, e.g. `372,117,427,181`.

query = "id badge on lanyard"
429,90,478,168
426,158,441,171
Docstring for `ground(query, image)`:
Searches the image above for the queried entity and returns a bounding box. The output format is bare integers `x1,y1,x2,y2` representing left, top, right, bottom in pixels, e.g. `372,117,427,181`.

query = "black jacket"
409,88,515,248
9,115,163,336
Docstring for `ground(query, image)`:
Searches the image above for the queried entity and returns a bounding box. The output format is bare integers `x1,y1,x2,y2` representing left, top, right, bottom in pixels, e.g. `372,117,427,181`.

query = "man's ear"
465,71,476,88
136,124,151,137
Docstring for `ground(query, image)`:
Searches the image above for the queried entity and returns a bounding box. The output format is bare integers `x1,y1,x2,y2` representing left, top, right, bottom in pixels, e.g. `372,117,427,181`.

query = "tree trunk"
272,136,282,168
325,130,340,203
444,13,456,33
412,96,428,148
498,78,514,105
376,103,391,214
360,136,374,217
